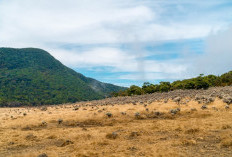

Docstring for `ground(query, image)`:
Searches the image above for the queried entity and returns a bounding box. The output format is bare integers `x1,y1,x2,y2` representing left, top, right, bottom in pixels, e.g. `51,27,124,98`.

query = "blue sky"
0,0,232,87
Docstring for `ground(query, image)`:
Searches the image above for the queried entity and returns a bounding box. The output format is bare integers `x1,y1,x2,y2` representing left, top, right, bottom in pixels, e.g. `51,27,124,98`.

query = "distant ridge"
0,48,126,106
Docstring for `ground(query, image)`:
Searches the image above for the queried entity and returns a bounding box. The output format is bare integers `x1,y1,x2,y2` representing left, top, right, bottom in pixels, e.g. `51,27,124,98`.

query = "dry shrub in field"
106,112,113,118
58,119,63,124
97,141,110,146
106,132,118,139
21,126,33,131
181,139,197,146
129,132,140,139
61,119,104,128
134,112,146,120
21,123,47,131
54,139,74,147
221,139,232,148
83,119,103,125
25,134,37,141
221,125,231,130
185,128,200,134
47,135,57,139
190,112,212,119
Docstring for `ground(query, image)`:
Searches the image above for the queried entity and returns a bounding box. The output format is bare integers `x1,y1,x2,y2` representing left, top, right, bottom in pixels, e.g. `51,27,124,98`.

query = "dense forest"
0,48,126,107
112,71,232,97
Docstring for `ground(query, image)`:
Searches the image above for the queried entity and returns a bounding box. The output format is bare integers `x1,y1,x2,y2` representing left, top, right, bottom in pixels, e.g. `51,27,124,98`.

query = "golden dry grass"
0,98,232,157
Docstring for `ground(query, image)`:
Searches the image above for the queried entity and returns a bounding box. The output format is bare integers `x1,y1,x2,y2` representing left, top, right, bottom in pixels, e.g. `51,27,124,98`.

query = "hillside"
0,48,126,106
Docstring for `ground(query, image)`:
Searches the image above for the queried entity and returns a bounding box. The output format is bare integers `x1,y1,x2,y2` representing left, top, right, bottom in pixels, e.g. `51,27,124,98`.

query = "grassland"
0,88,232,157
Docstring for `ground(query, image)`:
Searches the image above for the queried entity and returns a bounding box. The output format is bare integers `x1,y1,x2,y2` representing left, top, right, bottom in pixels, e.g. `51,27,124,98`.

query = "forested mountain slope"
0,48,125,106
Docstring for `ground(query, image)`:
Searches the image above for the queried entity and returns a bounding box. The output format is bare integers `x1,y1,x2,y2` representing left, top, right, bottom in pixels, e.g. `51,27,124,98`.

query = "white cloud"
0,0,225,46
192,26,232,75
49,47,136,69
0,0,231,84
48,46,187,81
0,0,154,45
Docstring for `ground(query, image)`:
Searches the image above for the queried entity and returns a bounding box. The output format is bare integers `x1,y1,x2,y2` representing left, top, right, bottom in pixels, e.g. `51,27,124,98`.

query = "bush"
127,85,143,96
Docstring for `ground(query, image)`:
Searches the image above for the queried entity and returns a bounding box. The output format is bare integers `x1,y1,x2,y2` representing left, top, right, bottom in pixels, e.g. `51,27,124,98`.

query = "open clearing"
0,87,232,157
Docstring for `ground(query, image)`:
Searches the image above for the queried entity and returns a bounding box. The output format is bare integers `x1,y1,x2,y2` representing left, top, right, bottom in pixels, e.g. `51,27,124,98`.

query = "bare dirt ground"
0,87,232,157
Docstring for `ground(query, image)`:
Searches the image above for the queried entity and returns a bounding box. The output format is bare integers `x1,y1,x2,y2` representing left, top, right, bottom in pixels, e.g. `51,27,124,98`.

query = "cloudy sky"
0,0,232,87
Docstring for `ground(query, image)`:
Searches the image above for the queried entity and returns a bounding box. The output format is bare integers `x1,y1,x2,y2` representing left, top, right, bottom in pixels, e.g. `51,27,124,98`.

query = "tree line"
112,71,232,97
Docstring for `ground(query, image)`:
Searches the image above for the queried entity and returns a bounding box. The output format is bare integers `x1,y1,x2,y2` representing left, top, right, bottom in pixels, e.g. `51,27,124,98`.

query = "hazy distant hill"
0,48,126,106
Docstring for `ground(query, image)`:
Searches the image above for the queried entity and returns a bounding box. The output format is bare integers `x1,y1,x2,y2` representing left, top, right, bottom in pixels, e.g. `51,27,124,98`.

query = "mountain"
0,48,126,106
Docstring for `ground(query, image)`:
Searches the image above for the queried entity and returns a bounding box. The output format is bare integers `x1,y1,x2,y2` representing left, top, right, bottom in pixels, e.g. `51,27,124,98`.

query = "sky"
0,0,232,87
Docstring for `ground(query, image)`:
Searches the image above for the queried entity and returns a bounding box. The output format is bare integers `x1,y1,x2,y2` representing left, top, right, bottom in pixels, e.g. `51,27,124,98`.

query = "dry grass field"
0,88,232,157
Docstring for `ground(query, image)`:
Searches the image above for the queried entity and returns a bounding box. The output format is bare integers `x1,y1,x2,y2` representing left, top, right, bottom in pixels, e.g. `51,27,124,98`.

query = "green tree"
183,81,195,89
128,85,143,96
159,82,171,92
